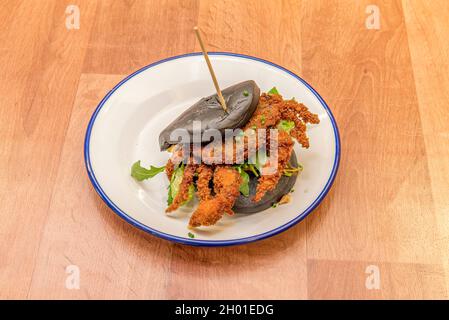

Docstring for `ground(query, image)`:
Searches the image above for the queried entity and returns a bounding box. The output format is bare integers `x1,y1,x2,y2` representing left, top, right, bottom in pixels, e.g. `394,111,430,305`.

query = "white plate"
84,52,340,246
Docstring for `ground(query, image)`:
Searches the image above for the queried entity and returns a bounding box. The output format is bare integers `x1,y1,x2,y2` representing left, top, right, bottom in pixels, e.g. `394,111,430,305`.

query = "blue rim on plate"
84,52,341,247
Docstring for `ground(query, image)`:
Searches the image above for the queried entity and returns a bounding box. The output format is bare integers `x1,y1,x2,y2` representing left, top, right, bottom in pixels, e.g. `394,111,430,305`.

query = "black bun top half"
233,150,298,213
159,80,260,151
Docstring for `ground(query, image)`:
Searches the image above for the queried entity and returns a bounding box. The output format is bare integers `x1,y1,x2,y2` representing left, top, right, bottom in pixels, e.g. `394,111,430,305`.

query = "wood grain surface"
0,0,448,299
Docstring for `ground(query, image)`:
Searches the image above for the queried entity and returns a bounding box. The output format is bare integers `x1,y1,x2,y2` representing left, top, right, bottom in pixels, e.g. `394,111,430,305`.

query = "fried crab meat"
164,92,320,227
196,164,213,201
253,130,294,202
200,93,319,164
244,93,320,148
165,158,175,180
189,166,241,228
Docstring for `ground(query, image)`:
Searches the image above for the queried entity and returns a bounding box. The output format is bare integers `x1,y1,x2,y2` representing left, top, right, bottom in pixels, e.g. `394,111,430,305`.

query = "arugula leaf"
239,170,250,197
243,163,259,177
255,151,267,173
167,164,194,206
184,184,195,205
131,161,165,181
167,185,174,205
167,165,184,205
278,120,295,133
268,87,279,95
283,171,293,177
283,163,303,177
233,165,251,197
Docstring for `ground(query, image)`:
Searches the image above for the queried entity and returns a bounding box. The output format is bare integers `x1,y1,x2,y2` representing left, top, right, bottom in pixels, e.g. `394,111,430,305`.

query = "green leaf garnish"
233,165,250,197
246,163,259,177
167,186,174,205
184,184,195,205
167,164,194,206
168,165,183,205
278,120,295,133
131,161,165,181
283,163,303,177
268,87,279,95
188,232,195,238
255,151,267,173
243,90,249,97
239,170,250,197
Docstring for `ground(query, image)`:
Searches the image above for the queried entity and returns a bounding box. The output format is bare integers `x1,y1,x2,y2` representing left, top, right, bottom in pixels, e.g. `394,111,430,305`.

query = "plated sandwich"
131,81,319,228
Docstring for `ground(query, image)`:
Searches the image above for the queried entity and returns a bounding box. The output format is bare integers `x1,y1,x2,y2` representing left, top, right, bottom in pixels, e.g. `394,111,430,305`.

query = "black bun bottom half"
233,150,298,214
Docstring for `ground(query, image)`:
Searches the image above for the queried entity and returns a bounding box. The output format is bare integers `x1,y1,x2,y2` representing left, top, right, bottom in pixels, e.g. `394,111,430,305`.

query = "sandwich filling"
132,88,320,228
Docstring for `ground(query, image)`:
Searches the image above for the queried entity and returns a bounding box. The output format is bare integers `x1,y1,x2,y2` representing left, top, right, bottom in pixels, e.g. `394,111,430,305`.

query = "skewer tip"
193,25,228,113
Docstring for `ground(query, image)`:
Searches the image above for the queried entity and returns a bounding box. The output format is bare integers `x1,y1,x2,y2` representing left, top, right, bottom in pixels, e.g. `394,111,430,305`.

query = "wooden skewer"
193,26,228,113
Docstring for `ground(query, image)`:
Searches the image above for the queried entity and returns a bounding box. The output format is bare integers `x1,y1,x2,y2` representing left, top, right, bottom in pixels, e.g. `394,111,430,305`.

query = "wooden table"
1,0,448,299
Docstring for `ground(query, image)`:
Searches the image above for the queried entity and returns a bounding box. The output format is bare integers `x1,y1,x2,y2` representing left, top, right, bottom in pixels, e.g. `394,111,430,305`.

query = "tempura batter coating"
196,164,213,201
254,130,294,202
200,93,318,165
165,91,319,227
165,158,174,180
189,166,241,227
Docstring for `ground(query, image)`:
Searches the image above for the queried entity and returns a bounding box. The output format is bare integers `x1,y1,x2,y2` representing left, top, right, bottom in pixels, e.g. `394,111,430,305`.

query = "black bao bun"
233,150,298,213
159,80,260,151
159,80,297,214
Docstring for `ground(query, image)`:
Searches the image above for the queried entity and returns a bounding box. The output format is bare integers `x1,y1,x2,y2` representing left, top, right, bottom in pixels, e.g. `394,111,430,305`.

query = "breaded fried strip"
212,166,242,199
165,158,174,180
189,166,241,227
166,164,196,212
243,93,282,130
279,100,319,148
280,108,310,148
254,130,294,202
283,100,320,124
201,93,319,164
196,164,213,201
188,197,226,227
